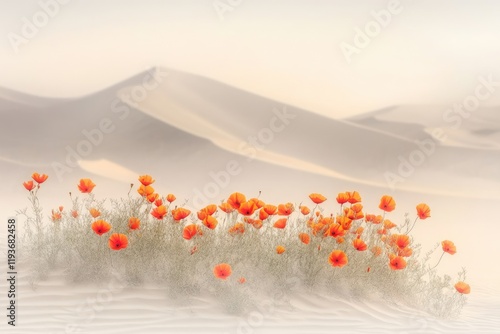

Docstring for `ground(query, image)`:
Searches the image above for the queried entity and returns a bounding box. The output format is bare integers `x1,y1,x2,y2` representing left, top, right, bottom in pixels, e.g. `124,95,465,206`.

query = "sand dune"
2,68,500,205
122,68,500,198
347,104,500,150
1,70,500,333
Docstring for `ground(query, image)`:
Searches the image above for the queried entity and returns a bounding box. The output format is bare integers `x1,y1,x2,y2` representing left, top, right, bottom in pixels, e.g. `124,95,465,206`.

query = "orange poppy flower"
273,218,287,229
108,233,128,251
32,172,48,184
58,206,64,212
346,191,361,204
354,226,364,235
336,192,349,205
336,236,345,244
259,208,269,220
347,208,364,221
416,203,431,220
383,219,397,229
244,217,256,225
311,223,327,236
328,250,348,268
249,198,265,208
147,193,159,203
276,245,286,254
166,194,176,203
251,219,263,229
238,277,246,284
298,232,310,245
300,205,311,215
389,255,407,270
219,202,234,213
228,223,245,235
379,195,396,212
378,228,388,235
51,210,62,222
371,246,382,256
78,178,96,193
137,185,154,197
337,216,352,231
352,238,368,251
392,234,410,249
454,281,470,294
89,208,101,218
129,217,140,230
277,203,294,216
441,240,456,255
263,204,278,215
326,223,345,238
154,198,163,207
138,174,154,186
398,247,413,257
243,218,263,229
309,193,327,204
228,192,246,209
71,210,79,218
183,224,198,240
172,208,191,221
204,204,218,215
151,205,167,220
367,214,383,224
23,180,35,191
213,263,232,280
91,220,111,236
238,200,257,216
351,203,363,213
203,215,218,229
198,205,216,220
197,210,208,221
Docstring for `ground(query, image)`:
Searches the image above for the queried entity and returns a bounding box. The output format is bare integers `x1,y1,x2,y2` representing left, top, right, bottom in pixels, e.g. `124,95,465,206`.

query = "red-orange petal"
183,224,198,240
138,174,155,186
213,263,232,280
298,232,310,245
129,217,141,230
32,172,48,184
454,281,470,294
328,250,348,267
273,218,287,229
379,195,396,212
309,193,327,204
108,233,128,250
23,180,35,191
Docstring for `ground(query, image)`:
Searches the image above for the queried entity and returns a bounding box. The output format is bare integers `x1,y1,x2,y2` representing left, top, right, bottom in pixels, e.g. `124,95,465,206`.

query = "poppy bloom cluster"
23,172,48,191
21,173,471,305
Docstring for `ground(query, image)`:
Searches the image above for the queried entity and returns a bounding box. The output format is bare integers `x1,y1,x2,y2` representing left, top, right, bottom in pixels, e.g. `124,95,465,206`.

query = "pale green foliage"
18,192,468,317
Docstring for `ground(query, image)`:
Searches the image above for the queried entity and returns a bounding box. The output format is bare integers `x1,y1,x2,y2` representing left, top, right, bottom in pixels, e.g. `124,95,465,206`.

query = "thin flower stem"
429,251,445,271
406,217,419,235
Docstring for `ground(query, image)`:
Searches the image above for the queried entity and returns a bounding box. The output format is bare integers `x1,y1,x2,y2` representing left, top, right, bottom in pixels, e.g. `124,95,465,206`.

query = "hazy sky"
1,0,499,118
